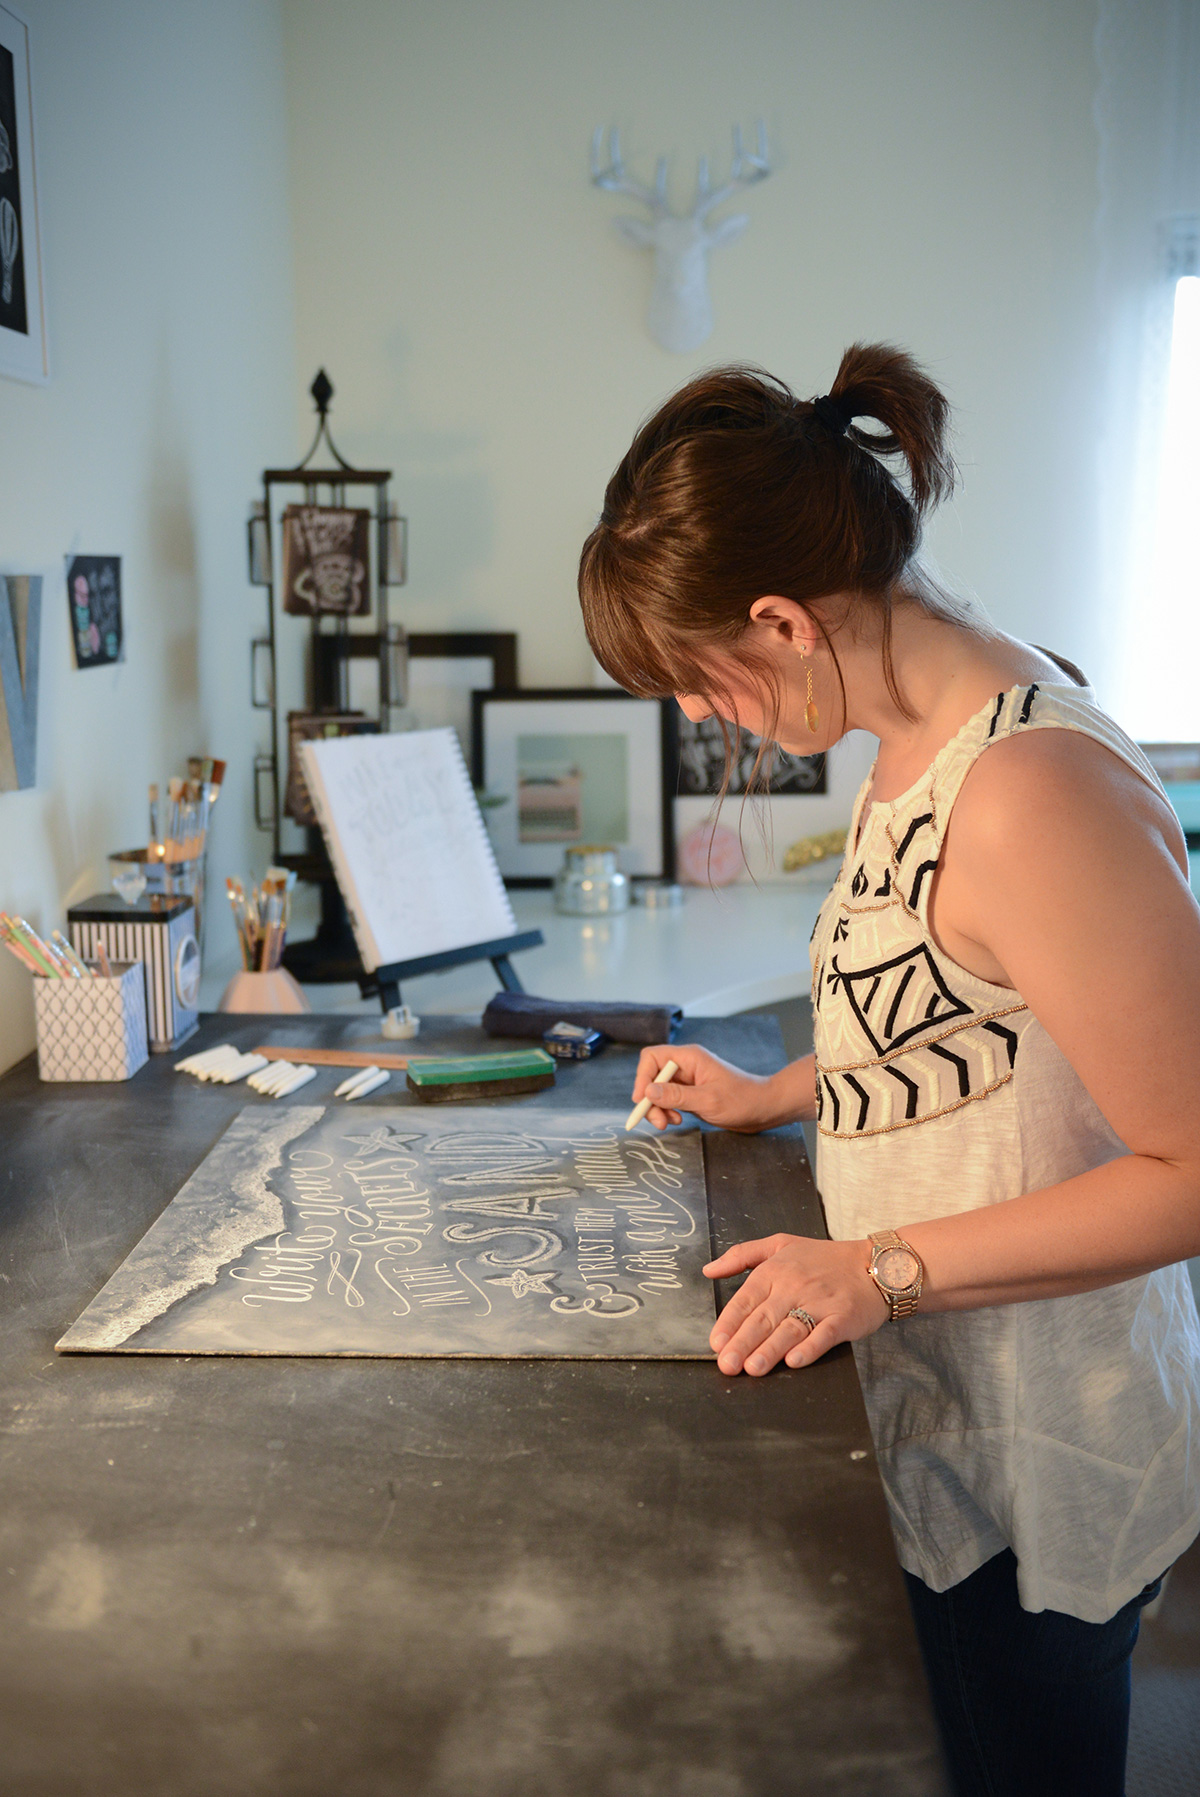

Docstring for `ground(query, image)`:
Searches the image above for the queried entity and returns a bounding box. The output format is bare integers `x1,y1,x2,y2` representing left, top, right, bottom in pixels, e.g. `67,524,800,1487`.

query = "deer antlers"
591,127,670,217
590,121,770,220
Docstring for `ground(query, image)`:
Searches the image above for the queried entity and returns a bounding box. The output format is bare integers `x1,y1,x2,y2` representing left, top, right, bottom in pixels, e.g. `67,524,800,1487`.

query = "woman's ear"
748,595,818,656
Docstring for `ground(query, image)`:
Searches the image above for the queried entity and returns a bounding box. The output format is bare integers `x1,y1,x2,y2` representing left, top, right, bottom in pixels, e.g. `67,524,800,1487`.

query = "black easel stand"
363,930,544,1015
282,879,365,985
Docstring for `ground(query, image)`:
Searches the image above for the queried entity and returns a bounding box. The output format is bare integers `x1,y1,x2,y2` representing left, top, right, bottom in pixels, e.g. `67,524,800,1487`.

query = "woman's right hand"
631,1044,800,1133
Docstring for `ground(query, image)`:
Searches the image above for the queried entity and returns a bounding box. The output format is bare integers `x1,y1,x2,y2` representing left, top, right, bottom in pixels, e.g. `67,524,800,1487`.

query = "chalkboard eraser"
406,1049,556,1103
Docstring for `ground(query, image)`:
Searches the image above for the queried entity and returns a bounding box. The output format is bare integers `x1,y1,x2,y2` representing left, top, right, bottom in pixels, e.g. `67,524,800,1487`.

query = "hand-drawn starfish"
484,1268,560,1300
341,1123,426,1156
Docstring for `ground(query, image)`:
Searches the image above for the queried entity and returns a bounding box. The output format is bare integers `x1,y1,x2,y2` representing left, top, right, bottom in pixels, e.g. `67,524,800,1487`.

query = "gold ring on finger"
785,1306,816,1333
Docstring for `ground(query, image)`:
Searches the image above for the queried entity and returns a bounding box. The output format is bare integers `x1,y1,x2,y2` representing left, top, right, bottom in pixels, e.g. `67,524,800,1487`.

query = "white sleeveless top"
811,681,1200,1622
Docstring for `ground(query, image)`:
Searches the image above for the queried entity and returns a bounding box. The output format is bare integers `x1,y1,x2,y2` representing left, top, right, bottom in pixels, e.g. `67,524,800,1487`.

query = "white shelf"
199,878,835,1019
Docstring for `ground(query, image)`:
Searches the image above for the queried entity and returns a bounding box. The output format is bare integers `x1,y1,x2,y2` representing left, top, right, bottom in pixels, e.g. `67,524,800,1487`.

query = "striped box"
34,963,149,1081
69,893,200,1052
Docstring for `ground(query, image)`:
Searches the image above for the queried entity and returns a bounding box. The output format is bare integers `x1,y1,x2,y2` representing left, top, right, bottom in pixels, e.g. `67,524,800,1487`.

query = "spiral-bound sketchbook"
300,728,516,973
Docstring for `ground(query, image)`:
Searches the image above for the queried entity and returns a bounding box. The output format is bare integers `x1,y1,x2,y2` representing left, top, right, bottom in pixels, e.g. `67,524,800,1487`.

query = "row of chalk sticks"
175,1043,391,1101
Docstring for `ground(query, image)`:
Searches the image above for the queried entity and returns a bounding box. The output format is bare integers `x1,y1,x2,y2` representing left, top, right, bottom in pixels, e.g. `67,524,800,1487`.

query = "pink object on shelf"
218,969,311,1014
678,823,744,887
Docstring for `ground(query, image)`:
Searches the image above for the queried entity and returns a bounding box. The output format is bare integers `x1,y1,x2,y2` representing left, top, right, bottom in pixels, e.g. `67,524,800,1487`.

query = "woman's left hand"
704,1234,889,1374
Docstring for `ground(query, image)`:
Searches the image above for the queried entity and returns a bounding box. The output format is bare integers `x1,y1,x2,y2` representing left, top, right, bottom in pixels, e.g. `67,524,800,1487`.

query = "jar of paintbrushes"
219,870,310,1013
111,757,227,944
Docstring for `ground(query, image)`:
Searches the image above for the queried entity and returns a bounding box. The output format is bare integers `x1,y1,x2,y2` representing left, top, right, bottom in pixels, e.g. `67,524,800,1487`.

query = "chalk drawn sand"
57,1107,716,1358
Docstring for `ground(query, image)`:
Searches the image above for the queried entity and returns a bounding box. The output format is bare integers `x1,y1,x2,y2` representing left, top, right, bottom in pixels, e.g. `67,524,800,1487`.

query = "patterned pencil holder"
34,962,150,1082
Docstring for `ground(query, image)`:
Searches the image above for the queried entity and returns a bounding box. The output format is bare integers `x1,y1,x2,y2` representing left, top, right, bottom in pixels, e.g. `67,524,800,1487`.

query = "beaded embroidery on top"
809,683,1084,1140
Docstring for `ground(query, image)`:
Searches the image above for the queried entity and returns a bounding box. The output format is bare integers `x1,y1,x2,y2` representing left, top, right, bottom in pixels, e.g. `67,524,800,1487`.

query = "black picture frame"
313,630,517,763
472,687,677,886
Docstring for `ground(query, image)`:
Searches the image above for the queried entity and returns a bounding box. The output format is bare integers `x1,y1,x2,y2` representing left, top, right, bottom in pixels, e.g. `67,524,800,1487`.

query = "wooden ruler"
253,1045,415,1071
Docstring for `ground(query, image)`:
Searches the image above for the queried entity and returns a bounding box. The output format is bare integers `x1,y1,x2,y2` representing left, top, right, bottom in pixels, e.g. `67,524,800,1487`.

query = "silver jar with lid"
553,845,629,915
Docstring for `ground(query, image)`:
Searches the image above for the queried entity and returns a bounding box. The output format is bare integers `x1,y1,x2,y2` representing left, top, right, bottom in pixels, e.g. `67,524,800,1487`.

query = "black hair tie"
811,393,855,437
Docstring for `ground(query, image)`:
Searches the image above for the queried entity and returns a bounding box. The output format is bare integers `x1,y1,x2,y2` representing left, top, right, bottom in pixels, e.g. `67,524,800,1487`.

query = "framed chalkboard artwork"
66,555,122,668
56,1106,716,1359
0,4,48,384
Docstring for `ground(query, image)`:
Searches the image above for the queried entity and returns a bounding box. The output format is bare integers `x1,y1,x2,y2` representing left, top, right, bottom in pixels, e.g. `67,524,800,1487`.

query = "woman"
578,345,1200,1797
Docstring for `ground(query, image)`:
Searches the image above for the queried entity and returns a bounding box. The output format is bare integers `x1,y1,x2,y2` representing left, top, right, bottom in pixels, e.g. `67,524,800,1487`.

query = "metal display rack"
247,372,541,1010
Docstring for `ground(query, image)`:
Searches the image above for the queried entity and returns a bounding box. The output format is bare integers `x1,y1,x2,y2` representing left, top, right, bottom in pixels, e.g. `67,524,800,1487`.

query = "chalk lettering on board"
550,1284,641,1319
57,1107,715,1357
374,1259,414,1314
326,1248,365,1307
485,1268,561,1300
441,1191,568,1220
441,1222,563,1268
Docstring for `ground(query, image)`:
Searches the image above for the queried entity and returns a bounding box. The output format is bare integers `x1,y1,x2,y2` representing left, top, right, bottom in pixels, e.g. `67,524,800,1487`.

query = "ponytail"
579,342,966,730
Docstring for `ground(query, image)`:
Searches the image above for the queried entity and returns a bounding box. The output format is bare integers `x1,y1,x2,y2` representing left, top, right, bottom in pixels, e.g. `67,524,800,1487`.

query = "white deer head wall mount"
591,122,771,354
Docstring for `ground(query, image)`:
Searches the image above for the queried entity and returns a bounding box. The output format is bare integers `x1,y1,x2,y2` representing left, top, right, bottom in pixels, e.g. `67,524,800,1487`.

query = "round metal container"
553,845,630,915
632,881,685,909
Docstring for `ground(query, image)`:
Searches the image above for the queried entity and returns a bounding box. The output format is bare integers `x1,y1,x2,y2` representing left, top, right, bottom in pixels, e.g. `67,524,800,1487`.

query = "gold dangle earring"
804,650,820,735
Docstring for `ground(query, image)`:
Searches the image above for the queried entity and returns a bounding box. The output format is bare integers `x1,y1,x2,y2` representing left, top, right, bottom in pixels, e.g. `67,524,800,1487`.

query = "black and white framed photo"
676,714,826,797
0,4,47,385
472,688,676,884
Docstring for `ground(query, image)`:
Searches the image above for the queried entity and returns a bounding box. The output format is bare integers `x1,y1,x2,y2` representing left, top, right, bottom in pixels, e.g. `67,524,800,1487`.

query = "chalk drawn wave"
55,1106,323,1351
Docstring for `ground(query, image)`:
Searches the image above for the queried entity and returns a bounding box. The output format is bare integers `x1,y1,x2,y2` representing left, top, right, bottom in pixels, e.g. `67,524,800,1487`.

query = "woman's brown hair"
578,342,964,767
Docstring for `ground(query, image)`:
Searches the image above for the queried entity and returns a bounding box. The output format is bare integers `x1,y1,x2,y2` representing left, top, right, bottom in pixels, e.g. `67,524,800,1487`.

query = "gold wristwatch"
867,1230,924,1320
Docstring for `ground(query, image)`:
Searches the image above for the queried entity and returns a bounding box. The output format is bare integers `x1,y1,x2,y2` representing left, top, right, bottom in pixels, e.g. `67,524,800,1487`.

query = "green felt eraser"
406,1049,556,1103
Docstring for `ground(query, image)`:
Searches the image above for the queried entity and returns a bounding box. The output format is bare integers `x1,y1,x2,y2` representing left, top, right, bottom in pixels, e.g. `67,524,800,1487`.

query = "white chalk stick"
335,1064,381,1098
624,1059,680,1131
345,1068,389,1101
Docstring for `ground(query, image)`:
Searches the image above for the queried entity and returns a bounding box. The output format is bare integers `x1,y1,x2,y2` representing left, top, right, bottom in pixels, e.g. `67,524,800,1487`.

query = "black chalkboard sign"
57,1106,716,1358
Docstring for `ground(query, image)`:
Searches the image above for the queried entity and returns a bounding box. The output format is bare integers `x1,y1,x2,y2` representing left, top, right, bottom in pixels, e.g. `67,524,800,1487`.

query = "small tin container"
542,1020,607,1060
553,845,629,915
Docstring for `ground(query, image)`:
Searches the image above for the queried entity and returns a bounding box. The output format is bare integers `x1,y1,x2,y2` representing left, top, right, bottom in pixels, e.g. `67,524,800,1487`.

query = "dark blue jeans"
904,1548,1164,1797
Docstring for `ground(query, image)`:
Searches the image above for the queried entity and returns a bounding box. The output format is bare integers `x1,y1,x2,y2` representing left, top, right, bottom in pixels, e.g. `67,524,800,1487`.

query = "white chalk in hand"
625,1059,680,1132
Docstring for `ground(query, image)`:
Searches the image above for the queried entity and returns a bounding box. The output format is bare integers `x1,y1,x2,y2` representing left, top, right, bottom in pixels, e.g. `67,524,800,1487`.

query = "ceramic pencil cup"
218,968,311,1014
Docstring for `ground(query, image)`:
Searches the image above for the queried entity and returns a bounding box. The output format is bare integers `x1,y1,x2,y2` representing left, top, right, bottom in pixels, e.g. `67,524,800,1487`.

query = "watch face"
875,1247,920,1293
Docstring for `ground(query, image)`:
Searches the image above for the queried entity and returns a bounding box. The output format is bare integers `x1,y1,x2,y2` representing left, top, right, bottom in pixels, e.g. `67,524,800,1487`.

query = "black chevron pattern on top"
844,1074,871,1133
884,1063,920,1120
927,1040,971,1098
1018,683,1039,725
908,859,940,908
983,1018,1019,1067
822,944,971,1056
816,1010,1024,1136
894,811,935,864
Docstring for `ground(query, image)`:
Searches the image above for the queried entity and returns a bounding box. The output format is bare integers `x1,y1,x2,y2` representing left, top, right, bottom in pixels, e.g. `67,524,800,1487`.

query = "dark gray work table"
0,1012,946,1797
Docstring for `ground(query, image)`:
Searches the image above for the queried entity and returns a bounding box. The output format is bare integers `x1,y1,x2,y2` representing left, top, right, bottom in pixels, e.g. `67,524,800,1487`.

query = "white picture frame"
0,2,47,386
473,689,675,884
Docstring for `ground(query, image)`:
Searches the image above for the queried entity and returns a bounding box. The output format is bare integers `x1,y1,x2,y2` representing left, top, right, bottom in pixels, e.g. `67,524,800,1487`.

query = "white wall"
0,0,295,1072
281,0,1106,695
